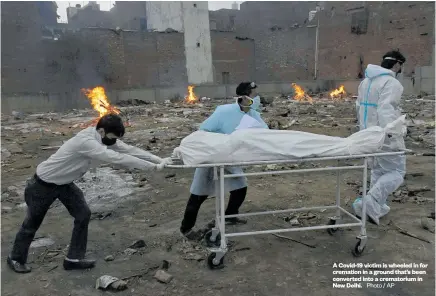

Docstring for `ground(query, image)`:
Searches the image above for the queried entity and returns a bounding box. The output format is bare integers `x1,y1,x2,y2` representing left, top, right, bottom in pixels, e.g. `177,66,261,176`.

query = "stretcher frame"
167,151,405,269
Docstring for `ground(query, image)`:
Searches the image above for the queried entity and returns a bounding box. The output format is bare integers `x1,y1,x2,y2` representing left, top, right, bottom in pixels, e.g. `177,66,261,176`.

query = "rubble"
96,275,127,291
154,269,173,284
0,94,434,294
104,255,115,261
30,237,55,248
123,248,137,255
129,239,146,249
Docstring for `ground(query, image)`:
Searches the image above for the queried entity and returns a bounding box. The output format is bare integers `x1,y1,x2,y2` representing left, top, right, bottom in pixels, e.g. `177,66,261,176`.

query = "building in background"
1,1,434,94
67,1,114,29
37,1,59,26
145,1,214,84
110,1,147,31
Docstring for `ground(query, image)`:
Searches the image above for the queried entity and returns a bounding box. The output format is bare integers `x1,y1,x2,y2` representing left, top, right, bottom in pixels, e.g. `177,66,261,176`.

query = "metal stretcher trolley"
168,151,405,269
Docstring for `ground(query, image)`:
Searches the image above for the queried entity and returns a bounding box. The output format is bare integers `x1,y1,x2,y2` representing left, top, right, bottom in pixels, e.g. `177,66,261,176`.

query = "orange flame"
82,86,120,117
291,83,313,104
329,85,346,100
185,85,198,104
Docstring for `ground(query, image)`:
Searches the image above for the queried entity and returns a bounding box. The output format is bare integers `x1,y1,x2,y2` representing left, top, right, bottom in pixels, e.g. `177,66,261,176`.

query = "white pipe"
314,16,319,79
166,151,405,169
224,165,365,178
219,166,226,248
360,158,368,236
225,205,337,218
335,160,341,217
224,222,362,238
338,206,361,223
214,167,220,228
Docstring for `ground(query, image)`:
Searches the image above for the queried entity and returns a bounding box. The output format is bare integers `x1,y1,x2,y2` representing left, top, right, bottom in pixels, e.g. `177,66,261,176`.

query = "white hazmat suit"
352,64,406,225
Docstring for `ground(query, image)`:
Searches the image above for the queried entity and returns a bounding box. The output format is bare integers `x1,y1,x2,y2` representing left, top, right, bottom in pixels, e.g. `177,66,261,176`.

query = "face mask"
237,96,254,108
102,136,117,146
251,96,261,111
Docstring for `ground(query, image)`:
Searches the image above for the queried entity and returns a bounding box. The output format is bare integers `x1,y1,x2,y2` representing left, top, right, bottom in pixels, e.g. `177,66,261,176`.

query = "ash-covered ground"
1,95,435,296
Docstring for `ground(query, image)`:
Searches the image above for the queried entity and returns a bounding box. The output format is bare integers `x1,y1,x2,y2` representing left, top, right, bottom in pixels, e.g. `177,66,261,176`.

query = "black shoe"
181,229,206,241
355,215,377,226
225,217,247,225
206,220,216,229
63,258,96,270
7,256,31,273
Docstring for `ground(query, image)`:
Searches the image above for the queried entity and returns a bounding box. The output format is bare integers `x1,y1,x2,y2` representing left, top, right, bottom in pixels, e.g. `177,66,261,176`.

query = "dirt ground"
1,95,435,296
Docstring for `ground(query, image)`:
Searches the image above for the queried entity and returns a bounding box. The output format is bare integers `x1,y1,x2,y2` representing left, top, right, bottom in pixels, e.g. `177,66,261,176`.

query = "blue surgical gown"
190,103,268,196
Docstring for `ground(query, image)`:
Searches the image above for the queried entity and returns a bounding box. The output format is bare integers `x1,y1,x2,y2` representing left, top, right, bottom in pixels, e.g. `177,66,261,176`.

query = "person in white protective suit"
180,82,269,241
352,50,407,225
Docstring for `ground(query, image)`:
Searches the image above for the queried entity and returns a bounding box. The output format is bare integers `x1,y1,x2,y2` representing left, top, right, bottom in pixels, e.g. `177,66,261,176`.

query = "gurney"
167,116,407,269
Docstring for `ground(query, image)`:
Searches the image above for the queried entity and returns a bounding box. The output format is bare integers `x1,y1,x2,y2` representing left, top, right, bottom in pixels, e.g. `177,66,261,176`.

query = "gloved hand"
161,157,173,165
155,157,173,171
155,162,165,171
152,156,163,164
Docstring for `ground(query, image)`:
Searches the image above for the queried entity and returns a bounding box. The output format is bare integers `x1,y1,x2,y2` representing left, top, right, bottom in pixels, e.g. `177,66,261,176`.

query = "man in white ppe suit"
352,50,407,225
7,114,172,273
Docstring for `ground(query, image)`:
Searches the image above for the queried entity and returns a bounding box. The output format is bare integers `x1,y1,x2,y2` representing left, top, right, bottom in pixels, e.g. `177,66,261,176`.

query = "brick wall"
254,29,315,82
211,32,255,83
317,1,435,79
213,1,316,82
1,2,45,93
209,9,240,31
123,32,159,87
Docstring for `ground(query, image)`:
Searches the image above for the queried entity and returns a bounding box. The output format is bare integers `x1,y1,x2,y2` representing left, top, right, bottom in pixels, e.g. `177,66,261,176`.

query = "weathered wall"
1,2,45,93
146,1,184,31
210,1,434,82
236,1,315,37
111,1,147,30
68,8,115,29
254,29,315,82
317,1,435,79
156,32,189,86
182,1,214,84
209,9,240,31
212,1,317,82
0,80,374,114
211,32,255,84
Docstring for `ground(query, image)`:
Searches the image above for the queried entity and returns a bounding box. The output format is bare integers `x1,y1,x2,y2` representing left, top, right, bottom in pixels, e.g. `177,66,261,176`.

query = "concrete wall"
3,79,420,114
111,1,147,30
1,2,45,94
146,1,183,31
415,66,435,95
317,1,435,79
182,1,214,84
210,1,434,81
211,32,255,84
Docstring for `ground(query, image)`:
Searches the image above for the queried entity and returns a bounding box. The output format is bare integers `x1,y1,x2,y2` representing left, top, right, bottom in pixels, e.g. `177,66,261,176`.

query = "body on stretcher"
167,150,407,269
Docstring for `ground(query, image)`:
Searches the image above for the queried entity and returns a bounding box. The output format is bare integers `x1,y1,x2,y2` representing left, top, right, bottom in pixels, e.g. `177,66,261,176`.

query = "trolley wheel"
207,253,225,269
326,219,339,236
205,230,221,247
352,240,365,257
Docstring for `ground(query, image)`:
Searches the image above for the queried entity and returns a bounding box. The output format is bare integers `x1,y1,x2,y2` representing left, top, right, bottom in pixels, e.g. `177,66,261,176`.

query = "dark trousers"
10,176,91,264
180,187,247,233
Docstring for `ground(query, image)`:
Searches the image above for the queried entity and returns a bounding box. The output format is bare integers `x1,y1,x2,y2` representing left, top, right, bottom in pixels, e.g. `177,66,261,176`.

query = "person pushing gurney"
7,114,172,273
180,82,268,241
353,50,407,225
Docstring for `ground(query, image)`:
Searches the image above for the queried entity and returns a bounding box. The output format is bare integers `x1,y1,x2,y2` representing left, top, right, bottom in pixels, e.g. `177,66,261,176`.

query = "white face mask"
251,96,261,111
236,96,253,108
